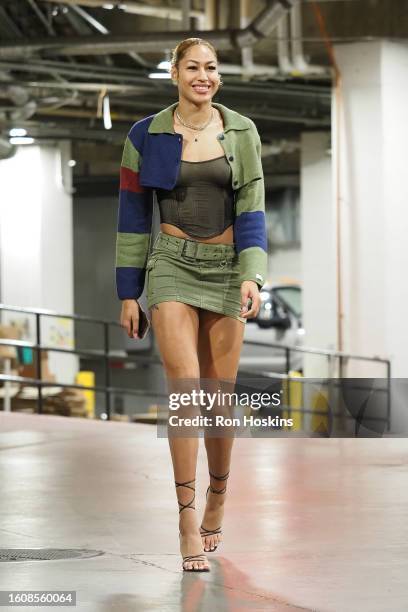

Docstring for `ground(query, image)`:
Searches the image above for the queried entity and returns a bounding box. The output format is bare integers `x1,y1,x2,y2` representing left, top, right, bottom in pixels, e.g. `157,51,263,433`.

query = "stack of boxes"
0,324,88,418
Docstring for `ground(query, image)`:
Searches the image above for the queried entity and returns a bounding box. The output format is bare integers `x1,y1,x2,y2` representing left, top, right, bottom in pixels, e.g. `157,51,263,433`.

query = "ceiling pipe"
276,12,294,73
37,0,205,24
181,0,191,30
261,140,300,158
68,3,150,67
0,0,297,60
204,0,217,30
240,0,254,81
289,1,326,75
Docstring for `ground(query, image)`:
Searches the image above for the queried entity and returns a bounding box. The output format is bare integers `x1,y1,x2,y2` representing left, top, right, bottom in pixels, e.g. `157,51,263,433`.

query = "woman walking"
116,38,267,572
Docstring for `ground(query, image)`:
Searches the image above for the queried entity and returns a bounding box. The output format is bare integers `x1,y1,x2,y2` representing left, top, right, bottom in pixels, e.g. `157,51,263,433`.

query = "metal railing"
0,303,392,431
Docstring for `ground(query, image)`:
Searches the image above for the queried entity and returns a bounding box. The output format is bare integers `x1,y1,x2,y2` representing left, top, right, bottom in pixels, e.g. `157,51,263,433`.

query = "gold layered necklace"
175,106,214,142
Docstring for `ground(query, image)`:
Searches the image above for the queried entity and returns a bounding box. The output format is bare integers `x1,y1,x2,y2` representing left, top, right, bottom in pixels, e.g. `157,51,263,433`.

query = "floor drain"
0,548,105,562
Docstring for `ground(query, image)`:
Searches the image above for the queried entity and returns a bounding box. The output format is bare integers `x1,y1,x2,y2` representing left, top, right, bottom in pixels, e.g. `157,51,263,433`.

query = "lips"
192,85,210,93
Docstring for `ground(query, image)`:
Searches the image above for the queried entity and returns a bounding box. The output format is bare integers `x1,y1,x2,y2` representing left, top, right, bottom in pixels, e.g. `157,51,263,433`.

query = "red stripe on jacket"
120,166,144,193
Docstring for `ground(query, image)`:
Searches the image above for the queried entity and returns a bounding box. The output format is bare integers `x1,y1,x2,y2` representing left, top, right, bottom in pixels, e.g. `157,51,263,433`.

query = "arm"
234,123,268,318
115,131,153,301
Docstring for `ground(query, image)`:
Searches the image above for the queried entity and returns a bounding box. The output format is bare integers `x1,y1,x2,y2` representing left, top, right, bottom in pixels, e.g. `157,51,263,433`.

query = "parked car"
240,283,304,373
256,283,301,330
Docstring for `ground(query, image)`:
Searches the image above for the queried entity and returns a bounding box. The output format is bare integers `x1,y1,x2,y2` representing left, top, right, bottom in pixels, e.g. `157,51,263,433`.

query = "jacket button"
233,180,238,186
229,155,234,161
218,133,225,140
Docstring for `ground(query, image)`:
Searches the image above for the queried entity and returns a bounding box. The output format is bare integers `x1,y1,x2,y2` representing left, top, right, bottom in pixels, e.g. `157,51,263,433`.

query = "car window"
274,287,301,317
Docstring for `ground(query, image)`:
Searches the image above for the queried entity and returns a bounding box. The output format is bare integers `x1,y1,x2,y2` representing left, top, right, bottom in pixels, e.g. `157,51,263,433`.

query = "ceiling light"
103,95,112,130
148,72,171,79
102,3,114,8
9,137,35,145
157,60,171,71
9,128,27,137
157,49,171,72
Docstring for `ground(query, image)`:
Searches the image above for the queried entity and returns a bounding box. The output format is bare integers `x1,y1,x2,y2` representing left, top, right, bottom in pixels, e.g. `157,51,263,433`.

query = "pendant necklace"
175,106,214,142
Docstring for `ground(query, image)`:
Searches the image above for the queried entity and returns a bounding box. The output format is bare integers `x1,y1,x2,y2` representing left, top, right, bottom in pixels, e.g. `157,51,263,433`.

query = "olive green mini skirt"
146,231,246,323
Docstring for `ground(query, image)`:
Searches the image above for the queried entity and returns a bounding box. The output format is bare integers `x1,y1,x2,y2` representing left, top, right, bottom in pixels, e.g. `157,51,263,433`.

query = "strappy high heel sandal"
200,470,230,552
175,478,210,572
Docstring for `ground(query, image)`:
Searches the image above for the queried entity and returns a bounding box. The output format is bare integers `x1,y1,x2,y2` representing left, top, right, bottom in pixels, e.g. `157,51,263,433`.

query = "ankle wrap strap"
175,478,196,514
209,470,229,495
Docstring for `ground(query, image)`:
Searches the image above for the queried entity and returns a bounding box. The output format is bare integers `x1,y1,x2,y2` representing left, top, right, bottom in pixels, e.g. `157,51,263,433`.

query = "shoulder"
126,114,155,151
215,103,258,133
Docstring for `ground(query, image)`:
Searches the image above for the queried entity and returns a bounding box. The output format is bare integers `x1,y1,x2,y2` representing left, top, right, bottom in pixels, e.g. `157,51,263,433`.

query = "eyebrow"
186,59,217,64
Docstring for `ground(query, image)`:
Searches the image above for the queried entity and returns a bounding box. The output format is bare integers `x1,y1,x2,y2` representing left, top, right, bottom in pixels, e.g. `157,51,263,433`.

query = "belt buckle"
182,239,198,258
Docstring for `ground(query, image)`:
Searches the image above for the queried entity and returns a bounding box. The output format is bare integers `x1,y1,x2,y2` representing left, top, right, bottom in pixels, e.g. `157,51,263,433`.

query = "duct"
0,138,16,160
204,0,217,30
1,85,38,122
10,100,37,121
181,0,190,30
218,62,278,77
277,13,294,73
0,0,296,59
289,1,326,75
235,0,296,49
240,0,254,80
6,85,30,106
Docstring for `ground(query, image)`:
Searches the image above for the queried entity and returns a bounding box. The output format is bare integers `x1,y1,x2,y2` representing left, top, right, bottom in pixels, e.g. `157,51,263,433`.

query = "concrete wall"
0,143,77,384
335,41,408,378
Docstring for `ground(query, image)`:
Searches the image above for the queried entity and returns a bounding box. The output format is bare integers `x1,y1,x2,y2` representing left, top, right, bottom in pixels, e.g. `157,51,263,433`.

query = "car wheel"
257,320,273,329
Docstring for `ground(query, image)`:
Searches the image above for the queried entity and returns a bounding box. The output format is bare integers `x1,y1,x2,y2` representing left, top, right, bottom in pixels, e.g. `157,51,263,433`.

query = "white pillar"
335,41,408,377
0,143,77,384
300,132,336,377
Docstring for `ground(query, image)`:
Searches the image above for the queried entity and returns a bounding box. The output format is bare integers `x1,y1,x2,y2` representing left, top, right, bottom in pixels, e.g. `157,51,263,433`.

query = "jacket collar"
147,101,250,134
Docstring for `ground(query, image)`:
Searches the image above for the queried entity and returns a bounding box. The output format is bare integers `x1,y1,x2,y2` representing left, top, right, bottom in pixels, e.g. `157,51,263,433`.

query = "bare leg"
150,301,209,571
197,310,246,552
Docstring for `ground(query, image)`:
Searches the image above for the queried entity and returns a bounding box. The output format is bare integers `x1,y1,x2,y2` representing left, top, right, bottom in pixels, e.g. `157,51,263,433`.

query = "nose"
197,66,209,80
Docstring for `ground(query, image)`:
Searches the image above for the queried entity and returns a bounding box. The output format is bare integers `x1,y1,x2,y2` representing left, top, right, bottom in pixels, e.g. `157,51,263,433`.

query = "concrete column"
300,132,336,377
334,41,408,377
0,143,77,384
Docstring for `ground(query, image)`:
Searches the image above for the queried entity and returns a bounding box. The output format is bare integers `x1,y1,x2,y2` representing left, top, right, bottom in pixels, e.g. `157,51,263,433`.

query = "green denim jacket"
115,101,268,300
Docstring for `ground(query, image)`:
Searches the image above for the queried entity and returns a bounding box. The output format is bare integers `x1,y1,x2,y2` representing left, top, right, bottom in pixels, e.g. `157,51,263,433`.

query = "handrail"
0,303,391,430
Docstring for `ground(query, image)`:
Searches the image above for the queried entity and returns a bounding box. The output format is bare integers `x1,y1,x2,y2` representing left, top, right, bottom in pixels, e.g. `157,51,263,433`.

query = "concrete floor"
0,411,407,612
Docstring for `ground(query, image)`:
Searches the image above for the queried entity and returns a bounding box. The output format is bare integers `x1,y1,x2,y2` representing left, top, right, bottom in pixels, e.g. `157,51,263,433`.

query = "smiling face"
171,43,220,105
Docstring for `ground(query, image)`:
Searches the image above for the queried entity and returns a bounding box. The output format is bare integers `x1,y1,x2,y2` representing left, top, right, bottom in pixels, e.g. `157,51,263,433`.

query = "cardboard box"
18,351,56,383
0,324,20,361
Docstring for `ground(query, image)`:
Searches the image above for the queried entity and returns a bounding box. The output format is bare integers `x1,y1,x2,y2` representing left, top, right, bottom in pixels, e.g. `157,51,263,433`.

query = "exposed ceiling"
0,0,406,182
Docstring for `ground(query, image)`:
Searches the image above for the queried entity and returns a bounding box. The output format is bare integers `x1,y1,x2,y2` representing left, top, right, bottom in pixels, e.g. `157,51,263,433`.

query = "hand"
120,299,140,339
240,281,261,319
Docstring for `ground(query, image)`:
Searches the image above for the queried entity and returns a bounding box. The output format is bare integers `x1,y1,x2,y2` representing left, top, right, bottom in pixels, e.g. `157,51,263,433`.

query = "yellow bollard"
282,370,303,431
311,390,329,434
75,371,95,419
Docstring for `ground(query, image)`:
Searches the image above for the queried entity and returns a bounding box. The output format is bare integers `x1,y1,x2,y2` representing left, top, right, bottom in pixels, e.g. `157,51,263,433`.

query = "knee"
164,363,200,379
